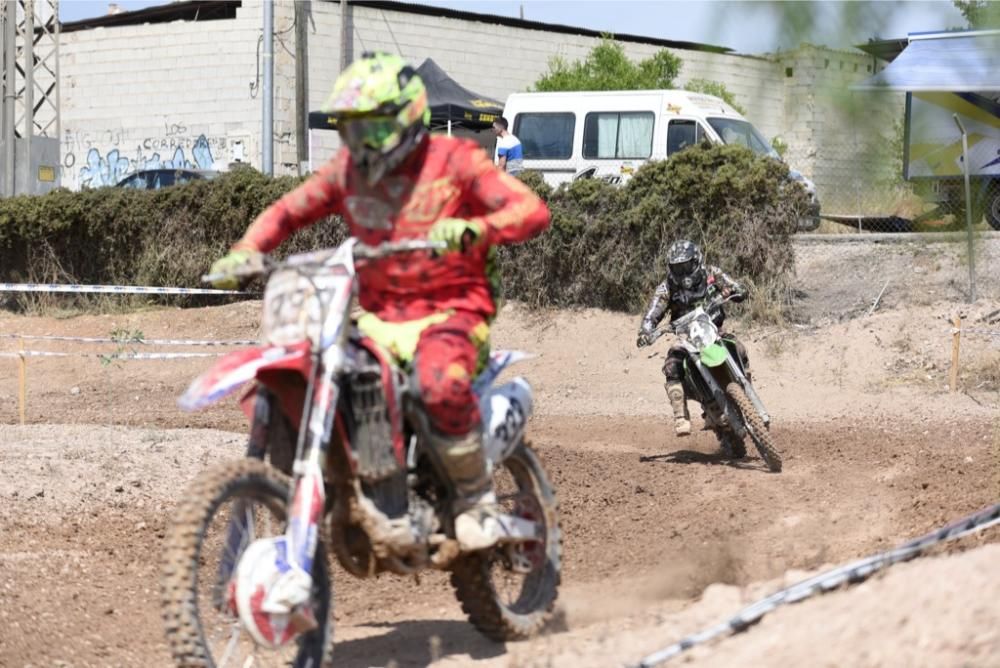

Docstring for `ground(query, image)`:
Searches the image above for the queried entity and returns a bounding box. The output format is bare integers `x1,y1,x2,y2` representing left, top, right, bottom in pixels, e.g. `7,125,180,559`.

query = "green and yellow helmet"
323,52,431,184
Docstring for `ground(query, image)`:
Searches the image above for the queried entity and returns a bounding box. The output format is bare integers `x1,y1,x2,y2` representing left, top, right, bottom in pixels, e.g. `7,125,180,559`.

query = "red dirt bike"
160,238,562,667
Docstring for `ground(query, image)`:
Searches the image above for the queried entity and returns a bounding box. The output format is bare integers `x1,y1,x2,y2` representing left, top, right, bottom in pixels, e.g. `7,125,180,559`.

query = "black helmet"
667,239,703,281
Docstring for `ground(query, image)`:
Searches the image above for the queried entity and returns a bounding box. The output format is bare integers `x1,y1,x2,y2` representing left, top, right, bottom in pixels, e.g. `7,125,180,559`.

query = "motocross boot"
665,382,692,437
427,430,502,551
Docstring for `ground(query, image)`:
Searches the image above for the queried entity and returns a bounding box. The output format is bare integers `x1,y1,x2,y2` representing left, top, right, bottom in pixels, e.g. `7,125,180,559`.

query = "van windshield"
707,118,777,158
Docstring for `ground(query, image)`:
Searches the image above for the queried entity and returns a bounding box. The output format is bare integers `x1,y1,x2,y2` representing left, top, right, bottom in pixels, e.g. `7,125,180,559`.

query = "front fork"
217,390,272,600
243,382,330,579
223,371,339,616
285,357,340,580
689,357,739,433
724,356,771,427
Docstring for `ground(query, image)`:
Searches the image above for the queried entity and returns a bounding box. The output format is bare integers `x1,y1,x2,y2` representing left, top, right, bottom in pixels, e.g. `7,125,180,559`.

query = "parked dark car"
115,168,218,190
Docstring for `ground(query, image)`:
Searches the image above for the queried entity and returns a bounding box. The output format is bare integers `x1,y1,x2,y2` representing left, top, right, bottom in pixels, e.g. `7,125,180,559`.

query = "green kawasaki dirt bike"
645,296,783,472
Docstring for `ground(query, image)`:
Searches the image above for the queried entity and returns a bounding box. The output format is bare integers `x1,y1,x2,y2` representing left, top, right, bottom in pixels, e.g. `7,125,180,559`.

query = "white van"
502,89,820,230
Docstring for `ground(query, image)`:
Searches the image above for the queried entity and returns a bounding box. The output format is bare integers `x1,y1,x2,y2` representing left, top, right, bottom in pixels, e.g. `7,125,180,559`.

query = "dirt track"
1,293,999,667
2,417,996,667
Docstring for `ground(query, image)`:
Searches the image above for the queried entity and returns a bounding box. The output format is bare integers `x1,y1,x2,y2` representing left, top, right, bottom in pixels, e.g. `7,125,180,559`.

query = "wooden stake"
950,315,961,393
17,340,26,425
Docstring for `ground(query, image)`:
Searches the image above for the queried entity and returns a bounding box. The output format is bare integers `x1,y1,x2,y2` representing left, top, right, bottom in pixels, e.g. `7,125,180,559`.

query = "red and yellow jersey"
236,135,550,321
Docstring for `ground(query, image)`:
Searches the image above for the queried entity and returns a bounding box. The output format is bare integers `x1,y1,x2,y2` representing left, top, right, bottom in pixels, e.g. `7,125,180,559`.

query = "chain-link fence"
513,145,998,238
808,122,1000,236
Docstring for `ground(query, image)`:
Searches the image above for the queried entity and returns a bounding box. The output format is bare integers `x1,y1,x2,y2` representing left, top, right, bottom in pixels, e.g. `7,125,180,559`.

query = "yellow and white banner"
907,91,1000,178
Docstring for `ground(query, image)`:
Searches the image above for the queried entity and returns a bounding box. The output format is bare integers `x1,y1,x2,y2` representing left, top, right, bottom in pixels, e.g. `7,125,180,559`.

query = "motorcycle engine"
349,364,408,519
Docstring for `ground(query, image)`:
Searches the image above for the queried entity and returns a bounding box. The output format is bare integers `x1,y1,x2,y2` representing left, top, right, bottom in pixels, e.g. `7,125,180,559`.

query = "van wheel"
985,185,1000,231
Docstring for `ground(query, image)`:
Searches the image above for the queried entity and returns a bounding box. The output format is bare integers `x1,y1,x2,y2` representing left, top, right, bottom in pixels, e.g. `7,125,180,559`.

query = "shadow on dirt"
640,449,768,472
332,619,505,667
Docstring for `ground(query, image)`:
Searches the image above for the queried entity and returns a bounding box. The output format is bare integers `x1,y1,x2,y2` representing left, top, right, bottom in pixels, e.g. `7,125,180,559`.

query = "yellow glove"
428,218,487,253
208,249,259,290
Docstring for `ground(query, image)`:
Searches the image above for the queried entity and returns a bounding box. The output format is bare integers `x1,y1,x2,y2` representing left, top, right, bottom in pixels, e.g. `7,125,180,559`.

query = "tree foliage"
953,0,1000,28
683,78,747,115
533,37,746,121
534,37,681,92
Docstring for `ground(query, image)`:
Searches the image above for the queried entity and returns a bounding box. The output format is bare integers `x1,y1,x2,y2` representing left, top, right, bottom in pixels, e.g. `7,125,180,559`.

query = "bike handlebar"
201,238,447,285
638,294,738,345
353,239,447,260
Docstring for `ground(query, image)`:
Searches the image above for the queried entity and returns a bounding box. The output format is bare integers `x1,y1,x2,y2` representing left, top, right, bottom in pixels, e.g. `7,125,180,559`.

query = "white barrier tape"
959,328,1000,339
0,350,224,360
0,333,256,346
0,283,249,296
633,501,1000,667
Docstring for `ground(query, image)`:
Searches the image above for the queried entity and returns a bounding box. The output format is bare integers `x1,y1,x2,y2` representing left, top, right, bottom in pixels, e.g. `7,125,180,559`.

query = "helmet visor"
339,116,402,154
669,258,698,277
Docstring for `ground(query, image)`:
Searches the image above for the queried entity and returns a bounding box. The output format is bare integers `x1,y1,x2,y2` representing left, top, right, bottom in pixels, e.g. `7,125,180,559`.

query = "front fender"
178,342,311,412
699,343,729,368
473,350,535,396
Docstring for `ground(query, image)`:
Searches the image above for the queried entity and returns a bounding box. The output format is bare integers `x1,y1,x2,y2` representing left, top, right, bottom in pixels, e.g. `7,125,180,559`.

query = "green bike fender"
700,343,728,368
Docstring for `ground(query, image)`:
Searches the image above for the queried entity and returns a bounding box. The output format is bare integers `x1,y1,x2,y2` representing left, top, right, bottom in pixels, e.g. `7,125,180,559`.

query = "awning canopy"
416,58,504,129
853,30,1000,92
308,111,337,130
855,37,908,63
307,59,504,132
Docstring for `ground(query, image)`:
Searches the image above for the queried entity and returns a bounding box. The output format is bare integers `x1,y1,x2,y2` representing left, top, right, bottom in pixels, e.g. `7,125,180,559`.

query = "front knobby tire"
450,441,562,641
725,383,783,473
160,459,334,668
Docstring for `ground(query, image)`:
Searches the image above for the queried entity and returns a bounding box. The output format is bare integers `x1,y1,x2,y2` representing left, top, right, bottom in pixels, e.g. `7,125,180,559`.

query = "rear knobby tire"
725,383,783,472
450,441,562,641
160,458,333,668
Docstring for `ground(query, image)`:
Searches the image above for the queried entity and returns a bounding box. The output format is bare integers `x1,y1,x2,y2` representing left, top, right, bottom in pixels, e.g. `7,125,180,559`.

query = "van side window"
582,112,654,159
667,119,702,156
513,113,575,159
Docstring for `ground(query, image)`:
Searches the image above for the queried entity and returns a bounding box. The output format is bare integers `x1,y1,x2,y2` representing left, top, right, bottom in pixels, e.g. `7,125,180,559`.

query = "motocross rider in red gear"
209,53,550,550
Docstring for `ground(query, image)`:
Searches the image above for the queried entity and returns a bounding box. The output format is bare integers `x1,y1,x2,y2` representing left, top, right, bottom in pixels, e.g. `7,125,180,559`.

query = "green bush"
0,167,345,308
0,145,807,321
507,144,809,320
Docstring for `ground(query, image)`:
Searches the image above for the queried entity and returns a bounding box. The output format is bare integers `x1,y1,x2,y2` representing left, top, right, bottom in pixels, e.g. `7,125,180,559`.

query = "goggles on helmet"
669,258,698,277
338,116,402,154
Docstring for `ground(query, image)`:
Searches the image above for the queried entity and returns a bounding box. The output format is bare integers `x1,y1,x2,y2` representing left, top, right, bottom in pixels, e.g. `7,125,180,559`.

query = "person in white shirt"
492,117,523,176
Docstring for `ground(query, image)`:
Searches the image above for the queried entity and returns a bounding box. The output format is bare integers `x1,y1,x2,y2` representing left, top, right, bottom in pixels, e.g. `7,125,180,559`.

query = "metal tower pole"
23,0,33,187
262,0,273,175
2,0,15,196
294,0,308,174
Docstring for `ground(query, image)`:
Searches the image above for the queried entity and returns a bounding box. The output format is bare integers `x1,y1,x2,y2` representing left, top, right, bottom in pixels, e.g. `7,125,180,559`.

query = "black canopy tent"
308,111,337,131
307,59,504,134
415,58,504,132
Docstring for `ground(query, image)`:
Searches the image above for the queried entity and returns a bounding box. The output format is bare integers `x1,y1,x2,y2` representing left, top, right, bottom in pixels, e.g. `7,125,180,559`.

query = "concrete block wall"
59,0,905,205
60,3,265,189
304,1,789,163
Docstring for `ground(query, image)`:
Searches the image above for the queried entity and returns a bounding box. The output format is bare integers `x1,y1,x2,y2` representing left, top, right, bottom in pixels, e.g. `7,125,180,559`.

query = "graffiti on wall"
78,135,218,187
62,125,248,189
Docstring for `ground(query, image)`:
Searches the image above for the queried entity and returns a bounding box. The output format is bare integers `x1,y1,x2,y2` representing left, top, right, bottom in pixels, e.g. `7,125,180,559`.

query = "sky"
59,0,970,54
